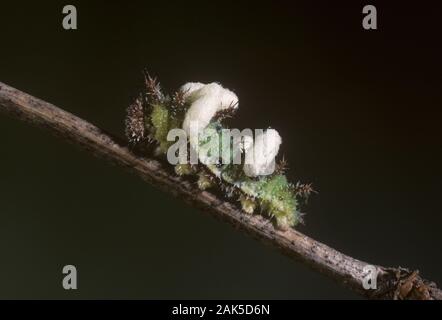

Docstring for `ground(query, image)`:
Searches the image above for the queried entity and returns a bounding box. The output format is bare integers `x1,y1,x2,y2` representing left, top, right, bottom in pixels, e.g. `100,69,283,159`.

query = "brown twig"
0,81,440,300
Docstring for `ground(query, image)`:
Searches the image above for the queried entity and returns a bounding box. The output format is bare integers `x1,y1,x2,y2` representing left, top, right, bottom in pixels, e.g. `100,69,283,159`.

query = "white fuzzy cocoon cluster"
243,129,282,177
180,81,281,177
181,82,239,136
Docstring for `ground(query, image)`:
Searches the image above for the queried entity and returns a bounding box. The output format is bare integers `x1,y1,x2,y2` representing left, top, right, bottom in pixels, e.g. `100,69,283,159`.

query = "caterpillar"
125,72,314,231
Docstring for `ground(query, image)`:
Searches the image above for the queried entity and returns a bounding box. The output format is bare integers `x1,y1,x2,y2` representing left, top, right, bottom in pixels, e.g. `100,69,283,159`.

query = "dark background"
0,1,441,299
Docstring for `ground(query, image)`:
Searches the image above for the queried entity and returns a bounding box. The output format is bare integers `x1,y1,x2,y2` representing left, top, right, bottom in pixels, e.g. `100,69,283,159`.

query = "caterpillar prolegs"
125,72,314,231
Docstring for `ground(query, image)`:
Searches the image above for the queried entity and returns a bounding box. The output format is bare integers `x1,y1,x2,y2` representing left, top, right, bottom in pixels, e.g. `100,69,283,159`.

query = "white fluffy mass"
181,82,239,136
243,129,282,177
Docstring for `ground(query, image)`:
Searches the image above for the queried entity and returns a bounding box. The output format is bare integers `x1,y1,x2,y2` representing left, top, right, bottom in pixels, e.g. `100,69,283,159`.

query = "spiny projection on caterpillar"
125,71,315,231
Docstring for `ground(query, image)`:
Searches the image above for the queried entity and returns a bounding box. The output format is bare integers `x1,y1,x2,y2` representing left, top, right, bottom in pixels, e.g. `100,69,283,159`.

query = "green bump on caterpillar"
175,164,193,176
197,172,214,190
151,103,181,153
125,74,313,230
239,195,256,215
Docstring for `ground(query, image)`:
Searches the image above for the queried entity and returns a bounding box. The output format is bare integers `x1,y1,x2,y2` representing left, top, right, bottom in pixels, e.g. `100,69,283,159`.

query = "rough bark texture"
1,81,441,300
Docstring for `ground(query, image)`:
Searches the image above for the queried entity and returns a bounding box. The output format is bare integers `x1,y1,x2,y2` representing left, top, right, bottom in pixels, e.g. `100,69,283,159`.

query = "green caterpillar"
125,73,313,230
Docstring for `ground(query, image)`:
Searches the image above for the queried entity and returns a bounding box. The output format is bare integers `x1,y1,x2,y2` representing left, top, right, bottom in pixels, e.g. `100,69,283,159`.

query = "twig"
0,81,440,300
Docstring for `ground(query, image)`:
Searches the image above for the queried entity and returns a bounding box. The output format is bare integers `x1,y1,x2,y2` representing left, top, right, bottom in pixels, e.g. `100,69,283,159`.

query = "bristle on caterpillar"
125,95,146,144
214,102,238,121
293,182,316,203
143,70,164,103
275,156,289,175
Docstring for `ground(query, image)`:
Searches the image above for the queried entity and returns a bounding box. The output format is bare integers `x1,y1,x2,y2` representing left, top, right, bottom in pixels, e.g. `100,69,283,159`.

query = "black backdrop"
0,0,441,299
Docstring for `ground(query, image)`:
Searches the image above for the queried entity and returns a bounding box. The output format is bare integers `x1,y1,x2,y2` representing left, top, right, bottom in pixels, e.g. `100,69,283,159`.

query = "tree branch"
0,81,440,300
